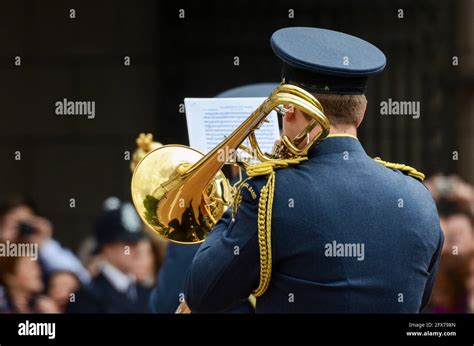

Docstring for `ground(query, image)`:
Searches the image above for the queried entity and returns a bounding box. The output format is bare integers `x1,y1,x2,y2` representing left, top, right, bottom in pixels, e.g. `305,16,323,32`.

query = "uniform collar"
308,134,365,158
101,261,136,293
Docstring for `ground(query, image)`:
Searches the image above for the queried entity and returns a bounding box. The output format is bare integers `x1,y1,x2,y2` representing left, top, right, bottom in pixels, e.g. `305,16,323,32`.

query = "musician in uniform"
184,27,444,313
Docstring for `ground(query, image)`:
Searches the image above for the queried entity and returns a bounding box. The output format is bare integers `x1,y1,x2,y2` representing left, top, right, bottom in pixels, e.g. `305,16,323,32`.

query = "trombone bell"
131,145,232,244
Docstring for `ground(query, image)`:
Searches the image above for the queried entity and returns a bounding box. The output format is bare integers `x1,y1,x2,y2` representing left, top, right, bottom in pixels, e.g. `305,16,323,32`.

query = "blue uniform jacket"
184,136,444,313
150,243,254,313
149,243,200,313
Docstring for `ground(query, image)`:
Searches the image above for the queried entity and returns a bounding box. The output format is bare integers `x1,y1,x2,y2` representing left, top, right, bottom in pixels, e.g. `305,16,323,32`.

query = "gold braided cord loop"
232,177,248,219
242,157,307,297
373,157,425,182
246,158,308,177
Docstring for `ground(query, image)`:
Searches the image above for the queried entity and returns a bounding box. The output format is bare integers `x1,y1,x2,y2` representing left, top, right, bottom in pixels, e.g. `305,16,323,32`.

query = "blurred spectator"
0,197,34,242
424,174,474,314
0,196,90,284
425,174,474,215
438,203,473,256
0,254,59,313
47,271,80,312
427,254,468,313
67,197,151,313
133,236,161,288
465,251,474,313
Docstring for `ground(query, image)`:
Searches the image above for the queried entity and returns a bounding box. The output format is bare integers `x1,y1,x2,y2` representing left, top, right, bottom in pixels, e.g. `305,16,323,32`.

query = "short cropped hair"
306,93,367,126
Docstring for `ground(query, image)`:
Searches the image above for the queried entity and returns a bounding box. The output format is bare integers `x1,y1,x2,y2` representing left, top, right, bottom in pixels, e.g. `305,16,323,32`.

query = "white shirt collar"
101,261,135,293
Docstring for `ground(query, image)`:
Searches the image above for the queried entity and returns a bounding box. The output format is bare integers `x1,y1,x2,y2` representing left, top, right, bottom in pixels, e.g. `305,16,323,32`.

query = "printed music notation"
184,97,280,157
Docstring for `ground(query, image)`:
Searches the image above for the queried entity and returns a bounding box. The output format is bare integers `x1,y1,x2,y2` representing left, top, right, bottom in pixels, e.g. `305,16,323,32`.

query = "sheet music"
184,97,280,157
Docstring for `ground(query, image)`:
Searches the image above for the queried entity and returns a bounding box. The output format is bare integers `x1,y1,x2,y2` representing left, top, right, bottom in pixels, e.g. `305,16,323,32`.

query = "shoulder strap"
373,157,425,182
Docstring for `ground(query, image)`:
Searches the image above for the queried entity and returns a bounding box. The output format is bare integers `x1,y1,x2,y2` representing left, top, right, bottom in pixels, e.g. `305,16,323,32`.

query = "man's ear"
356,98,368,128
356,107,366,128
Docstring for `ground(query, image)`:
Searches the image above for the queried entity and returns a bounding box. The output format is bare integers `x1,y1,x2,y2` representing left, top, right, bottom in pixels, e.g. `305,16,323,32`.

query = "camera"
18,222,36,237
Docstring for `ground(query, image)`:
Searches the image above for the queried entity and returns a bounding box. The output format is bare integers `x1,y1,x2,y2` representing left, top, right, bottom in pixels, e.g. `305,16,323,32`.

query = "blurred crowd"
0,173,472,314
0,196,163,313
424,174,474,313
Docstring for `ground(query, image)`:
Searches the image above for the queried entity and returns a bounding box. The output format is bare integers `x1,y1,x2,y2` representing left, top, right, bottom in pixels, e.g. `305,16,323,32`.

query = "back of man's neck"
329,126,358,138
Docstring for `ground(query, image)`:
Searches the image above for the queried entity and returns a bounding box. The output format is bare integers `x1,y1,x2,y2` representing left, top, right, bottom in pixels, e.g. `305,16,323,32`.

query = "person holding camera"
0,196,90,285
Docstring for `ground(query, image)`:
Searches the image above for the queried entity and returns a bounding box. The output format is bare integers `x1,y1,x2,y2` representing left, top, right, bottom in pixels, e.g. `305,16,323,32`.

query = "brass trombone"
130,83,329,244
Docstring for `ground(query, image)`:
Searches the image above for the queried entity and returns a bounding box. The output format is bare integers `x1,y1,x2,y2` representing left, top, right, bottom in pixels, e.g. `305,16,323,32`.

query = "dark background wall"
0,0,472,249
